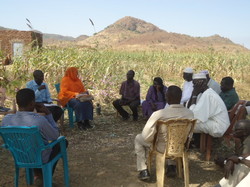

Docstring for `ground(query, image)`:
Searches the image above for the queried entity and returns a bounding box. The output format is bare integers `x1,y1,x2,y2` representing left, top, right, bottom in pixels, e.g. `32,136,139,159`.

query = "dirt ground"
0,109,230,187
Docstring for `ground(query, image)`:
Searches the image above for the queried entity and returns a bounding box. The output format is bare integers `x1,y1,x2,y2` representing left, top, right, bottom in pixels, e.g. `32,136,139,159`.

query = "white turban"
183,67,193,73
193,73,207,79
200,70,209,75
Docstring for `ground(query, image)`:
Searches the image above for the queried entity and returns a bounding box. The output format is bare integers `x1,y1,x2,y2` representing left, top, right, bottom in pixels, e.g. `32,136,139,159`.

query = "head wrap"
200,70,209,75
193,73,207,79
183,67,193,73
153,77,163,86
58,67,86,107
65,67,79,81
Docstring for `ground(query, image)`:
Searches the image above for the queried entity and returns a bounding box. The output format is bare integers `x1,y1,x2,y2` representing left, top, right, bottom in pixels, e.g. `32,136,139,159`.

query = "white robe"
207,78,221,94
181,81,193,104
246,106,250,115
220,156,250,187
190,88,230,137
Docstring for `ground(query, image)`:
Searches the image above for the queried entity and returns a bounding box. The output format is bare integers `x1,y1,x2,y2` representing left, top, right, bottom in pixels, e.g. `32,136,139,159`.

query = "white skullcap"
183,67,193,73
200,70,209,75
193,73,207,79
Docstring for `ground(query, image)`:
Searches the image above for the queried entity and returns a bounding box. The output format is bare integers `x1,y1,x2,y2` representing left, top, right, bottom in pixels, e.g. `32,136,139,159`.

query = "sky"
1,0,250,49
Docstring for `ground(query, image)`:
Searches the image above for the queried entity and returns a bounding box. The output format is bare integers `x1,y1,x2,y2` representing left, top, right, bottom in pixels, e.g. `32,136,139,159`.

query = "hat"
200,70,209,75
183,67,193,73
193,73,207,79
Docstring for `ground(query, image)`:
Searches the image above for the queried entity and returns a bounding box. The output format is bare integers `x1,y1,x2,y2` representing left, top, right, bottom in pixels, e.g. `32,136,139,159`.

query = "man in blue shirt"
26,70,63,122
2,88,63,180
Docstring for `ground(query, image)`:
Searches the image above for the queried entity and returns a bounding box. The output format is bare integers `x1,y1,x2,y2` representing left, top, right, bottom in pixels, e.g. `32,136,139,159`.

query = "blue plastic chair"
0,126,70,187
55,83,75,128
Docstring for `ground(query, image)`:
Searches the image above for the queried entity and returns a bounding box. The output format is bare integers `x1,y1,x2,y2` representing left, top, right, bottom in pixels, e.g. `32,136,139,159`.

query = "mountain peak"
107,16,161,33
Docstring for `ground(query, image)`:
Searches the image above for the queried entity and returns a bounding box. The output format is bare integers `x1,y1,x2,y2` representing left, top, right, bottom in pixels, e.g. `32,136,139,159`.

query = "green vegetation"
1,47,250,107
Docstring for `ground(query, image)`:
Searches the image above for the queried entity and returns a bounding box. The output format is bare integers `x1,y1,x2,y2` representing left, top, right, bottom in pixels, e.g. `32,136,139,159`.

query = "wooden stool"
115,105,142,118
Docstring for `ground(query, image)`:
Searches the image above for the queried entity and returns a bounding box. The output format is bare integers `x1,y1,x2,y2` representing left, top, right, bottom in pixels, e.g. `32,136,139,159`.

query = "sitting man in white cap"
181,67,194,104
187,73,230,137
200,70,221,94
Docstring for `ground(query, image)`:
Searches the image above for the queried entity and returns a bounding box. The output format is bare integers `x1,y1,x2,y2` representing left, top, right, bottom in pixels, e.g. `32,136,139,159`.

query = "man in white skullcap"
187,73,230,137
200,70,221,94
181,67,194,104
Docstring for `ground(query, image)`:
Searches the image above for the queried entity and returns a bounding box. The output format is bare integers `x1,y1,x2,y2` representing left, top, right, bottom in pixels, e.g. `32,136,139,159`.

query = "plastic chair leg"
42,165,53,187
25,168,34,185
68,108,74,128
182,152,189,187
156,153,166,187
63,156,70,187
15,167,19,187
147,151,153,173
176,157,183,178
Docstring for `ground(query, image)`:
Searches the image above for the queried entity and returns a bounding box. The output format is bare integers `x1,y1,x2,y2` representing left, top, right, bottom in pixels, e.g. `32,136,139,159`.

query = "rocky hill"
77,16,247,52
0,26,9,30
43,34,90,45
1,17,248,51
42,33,75,44
75,35,89,41
0,26,89,45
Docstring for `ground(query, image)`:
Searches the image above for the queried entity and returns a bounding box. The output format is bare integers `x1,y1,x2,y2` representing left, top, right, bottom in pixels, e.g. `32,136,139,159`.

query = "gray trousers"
135,134,151,171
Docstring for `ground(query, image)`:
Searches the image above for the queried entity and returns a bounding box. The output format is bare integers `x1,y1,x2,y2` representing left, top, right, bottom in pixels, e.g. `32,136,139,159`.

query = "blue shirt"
26,80,52,103
2,112,59,163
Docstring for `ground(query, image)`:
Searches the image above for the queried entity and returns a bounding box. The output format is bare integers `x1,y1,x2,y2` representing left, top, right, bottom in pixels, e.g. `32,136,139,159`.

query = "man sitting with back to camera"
134,86,194,181
26,70,63,122
2,88,67,181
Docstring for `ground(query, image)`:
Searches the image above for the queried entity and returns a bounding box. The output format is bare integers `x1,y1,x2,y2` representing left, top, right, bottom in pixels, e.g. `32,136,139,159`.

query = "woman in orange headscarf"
58,67,93,130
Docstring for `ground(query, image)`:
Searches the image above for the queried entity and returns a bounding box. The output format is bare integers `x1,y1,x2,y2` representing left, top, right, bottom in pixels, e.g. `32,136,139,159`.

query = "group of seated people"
118,67,250,185
26,67,94,130
115,68,248,137
1,67,93,182
1,66,250,186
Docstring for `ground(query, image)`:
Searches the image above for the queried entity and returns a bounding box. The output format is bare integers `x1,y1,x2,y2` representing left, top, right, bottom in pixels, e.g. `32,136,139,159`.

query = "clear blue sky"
1,0,250,49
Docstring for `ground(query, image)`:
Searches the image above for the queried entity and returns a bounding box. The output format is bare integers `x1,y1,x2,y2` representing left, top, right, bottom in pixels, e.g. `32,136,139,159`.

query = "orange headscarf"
58,67,87,107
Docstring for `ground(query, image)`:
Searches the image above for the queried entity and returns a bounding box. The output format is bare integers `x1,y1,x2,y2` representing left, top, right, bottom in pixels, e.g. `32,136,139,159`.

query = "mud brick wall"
0,30,43,57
